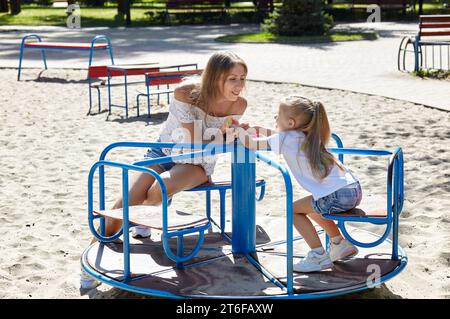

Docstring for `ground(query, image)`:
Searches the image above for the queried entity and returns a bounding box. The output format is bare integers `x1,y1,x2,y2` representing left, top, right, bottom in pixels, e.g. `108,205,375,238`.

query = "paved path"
1,22,449,111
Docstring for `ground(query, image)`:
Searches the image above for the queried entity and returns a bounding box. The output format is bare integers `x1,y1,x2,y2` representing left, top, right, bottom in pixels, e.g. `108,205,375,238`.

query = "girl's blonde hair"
189,51,247,120
280,95,338,180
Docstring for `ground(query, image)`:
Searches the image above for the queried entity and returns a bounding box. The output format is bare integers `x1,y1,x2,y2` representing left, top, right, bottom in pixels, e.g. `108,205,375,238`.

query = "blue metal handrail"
255,151,294,295
89,35,114,66
18,34,47,81
90,142,240,274
325,147,404,251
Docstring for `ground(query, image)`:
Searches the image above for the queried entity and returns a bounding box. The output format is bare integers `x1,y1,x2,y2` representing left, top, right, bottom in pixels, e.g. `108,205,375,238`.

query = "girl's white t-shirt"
267,130,358,200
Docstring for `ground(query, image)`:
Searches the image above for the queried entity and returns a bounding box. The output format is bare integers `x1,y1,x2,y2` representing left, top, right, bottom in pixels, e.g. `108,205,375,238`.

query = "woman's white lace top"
158,97,231,176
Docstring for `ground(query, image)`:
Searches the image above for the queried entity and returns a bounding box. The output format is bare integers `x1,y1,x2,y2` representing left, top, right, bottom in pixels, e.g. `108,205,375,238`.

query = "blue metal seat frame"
322,146,404,259
253,136,404,295
17,34,114,81
87,142,265,273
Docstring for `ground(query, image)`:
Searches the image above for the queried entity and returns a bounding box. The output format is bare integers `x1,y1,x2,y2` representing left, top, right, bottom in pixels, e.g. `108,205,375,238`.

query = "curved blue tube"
255,151,294,295
18,34,46,81
89,35,114,66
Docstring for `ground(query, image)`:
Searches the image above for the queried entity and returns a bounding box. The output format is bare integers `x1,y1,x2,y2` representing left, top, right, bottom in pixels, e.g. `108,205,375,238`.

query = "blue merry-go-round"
81,134,407,298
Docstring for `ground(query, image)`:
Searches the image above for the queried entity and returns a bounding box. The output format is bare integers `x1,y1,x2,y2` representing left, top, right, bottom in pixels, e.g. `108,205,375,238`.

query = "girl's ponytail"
283,96,336,180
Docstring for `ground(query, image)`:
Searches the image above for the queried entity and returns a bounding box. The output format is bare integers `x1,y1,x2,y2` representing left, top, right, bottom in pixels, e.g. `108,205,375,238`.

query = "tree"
261,0,333,36
118,0,127,15
0,0,9,13
256,0,274,12
9,0,21,15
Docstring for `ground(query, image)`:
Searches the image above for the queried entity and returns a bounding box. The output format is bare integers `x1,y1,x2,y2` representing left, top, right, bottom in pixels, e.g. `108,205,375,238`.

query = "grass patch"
0,7,155,27
215,31,378,44
414,69,450,80
0,5,260,27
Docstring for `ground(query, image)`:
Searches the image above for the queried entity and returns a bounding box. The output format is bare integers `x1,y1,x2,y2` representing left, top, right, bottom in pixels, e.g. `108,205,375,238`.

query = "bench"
87,64,159,115
166,0,226,12
136,68,203,117
351,0,412,15
398,15,450,72
163,0,228,22
18,34,114,81
87,63,199,117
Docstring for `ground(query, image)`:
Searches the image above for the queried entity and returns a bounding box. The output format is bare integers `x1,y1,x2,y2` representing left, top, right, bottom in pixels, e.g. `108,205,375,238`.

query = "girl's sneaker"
131,225,151,238
80,269,100,290
293,250,333,273
328,238,359,262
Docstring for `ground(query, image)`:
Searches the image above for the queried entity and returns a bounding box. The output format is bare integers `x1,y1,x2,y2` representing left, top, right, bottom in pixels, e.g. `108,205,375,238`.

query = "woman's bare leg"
144,164,208,205
90,164,164,243
92,163,208,242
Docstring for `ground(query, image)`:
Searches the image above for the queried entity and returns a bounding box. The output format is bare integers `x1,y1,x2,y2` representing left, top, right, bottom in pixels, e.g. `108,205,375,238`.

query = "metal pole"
231,142,256,254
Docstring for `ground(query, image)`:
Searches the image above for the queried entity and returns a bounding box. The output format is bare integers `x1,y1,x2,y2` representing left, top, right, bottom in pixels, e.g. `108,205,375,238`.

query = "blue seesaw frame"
18,34,114,81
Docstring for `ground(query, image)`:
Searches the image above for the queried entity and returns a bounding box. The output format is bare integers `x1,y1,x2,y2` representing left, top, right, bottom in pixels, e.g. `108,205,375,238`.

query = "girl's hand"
238,122,250,130
224,127,239,144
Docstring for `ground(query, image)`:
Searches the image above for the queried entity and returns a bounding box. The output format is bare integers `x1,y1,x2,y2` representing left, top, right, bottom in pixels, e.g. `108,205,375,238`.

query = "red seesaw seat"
24,42,109,50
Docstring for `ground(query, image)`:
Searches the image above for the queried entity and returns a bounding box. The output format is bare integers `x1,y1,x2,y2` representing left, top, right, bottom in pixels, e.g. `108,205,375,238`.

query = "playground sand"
0,68,449,299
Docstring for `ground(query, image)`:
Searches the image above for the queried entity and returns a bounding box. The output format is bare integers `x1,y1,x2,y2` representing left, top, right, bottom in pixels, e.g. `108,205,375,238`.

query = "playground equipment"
18,34,114,81
398,15,450,72
97,63,199,118
136,68,202,117
81,134,407,298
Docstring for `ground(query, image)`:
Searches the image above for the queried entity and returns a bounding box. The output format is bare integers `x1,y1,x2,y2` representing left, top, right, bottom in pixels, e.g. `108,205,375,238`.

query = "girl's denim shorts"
144,146,176,172
311,182,362,215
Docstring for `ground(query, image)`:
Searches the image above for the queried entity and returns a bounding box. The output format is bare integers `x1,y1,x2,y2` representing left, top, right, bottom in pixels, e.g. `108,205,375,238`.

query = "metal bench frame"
398,14,450,72
136,67,202,117
17,34,114,81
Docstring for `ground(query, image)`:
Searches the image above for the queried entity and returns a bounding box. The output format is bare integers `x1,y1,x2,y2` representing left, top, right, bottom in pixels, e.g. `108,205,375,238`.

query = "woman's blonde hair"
280,95,338,180
189,51,247,120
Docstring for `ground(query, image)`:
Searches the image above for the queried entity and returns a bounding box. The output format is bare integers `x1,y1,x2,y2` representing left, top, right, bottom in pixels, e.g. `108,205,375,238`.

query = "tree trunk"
118,0,127,15
418,0,423,16
125,0,131,26
9,0,21,15
256,0,271,12
0,0,9,13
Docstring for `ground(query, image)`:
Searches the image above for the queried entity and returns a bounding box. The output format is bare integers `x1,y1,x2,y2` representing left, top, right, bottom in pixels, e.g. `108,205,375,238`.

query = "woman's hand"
224,127,239,144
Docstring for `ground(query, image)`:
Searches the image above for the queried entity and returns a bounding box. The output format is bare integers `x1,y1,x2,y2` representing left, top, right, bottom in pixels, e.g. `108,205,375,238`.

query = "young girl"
237,95,361,273
81,51,249,288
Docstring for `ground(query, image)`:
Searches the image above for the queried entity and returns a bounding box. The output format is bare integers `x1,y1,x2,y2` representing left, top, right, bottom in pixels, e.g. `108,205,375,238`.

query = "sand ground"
0,68,449,298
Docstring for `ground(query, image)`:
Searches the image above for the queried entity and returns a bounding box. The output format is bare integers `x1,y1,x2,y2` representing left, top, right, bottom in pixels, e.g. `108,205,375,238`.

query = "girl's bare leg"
292,196,342,250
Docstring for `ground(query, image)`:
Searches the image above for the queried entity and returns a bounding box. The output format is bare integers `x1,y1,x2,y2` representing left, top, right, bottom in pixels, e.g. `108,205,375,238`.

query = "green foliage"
414,69,450,80
261,0,333,36
216,31,378,43
78,0,107,7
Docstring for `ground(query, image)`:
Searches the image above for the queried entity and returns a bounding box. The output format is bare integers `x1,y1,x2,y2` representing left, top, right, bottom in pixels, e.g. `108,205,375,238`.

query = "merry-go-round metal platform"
81,139,407,299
